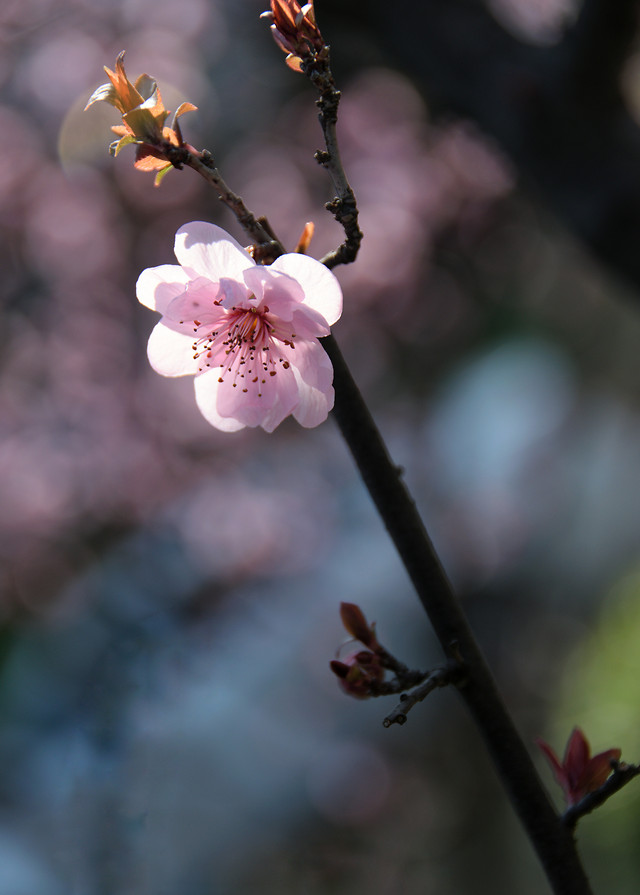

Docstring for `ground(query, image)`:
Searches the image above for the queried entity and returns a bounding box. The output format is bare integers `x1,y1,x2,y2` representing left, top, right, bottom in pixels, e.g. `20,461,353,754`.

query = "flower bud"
261,0,325,72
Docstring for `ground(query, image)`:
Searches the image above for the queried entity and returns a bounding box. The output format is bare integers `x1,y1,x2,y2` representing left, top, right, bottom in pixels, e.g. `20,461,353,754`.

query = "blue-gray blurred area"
1,0,640,892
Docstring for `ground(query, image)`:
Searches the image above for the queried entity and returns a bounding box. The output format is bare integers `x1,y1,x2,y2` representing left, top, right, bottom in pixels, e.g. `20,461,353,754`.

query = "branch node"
562,761,640,829
382,661,463,728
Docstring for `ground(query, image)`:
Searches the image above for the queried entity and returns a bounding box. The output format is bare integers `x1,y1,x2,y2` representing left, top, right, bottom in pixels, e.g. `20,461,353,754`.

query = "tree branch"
322,332,593,895
162,35,593,891
563,762,640,830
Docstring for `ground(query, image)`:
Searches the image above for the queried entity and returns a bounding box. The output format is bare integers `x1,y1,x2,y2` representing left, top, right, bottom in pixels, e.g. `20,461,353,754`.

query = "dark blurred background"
1,0,640,892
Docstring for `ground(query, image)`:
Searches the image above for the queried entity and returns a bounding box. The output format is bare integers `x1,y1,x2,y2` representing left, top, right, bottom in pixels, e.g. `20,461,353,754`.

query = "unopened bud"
340,602,379,650
330,649,384,699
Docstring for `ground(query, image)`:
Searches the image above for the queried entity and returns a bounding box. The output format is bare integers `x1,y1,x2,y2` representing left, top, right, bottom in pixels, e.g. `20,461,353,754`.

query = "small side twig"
261,2,361,268
303,59,363,269
383,661,465,728
165,145,286,261
562,761,640,830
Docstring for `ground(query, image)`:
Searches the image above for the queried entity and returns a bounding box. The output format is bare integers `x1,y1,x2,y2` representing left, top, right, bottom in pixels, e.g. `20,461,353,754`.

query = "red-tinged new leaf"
537,728,622,806
537,738,568,788
339,602,378,649
579,748,622,794
564,727,590,776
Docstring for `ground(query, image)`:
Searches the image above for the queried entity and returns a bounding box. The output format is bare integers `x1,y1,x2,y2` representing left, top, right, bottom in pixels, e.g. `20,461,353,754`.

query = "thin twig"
383,663,463,727
368,675,429,697
563,762,640,830
164,144,286,260
302,56,363,269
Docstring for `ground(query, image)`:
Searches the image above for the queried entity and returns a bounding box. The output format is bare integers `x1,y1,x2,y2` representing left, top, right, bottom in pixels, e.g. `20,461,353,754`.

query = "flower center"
190,300,295,397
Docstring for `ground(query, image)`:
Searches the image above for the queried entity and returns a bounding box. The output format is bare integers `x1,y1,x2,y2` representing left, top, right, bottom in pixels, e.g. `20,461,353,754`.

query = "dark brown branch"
322,332,592,895
563,762,640,830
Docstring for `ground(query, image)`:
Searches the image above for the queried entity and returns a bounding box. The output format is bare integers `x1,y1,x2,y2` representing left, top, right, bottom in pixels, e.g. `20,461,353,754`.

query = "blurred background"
1,0,640,892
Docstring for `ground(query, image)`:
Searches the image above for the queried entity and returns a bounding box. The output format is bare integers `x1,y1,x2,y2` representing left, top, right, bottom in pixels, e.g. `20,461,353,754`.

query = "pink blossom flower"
136,221,342,432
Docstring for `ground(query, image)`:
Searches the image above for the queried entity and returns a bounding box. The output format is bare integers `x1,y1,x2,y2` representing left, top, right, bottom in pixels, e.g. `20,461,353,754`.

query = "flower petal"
162,278,225,326
243,266,303,318
214,356,299,432
243,267,331,337
147,322,196,377
260,382,301,432
289,305,331,339
217,276,254,310
174,221,254,283
270,252,342,325
292,376,334,427
193,371,246,432
289,341,335,427
283,338,333,391
136,264,190,313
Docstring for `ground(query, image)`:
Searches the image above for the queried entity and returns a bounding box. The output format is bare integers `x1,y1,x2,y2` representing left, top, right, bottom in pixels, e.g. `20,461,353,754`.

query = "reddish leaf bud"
261,0,325,72
537,727,621,807
295,221,315,254
330,649,384,699
339,602,379,650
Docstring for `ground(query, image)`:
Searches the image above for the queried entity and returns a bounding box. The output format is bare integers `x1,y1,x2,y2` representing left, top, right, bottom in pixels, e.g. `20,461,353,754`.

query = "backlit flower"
537,727,621,806
136,221,342,433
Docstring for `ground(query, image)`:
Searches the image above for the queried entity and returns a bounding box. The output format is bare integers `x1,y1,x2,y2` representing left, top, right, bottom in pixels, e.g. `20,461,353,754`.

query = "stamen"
189,301,291,394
